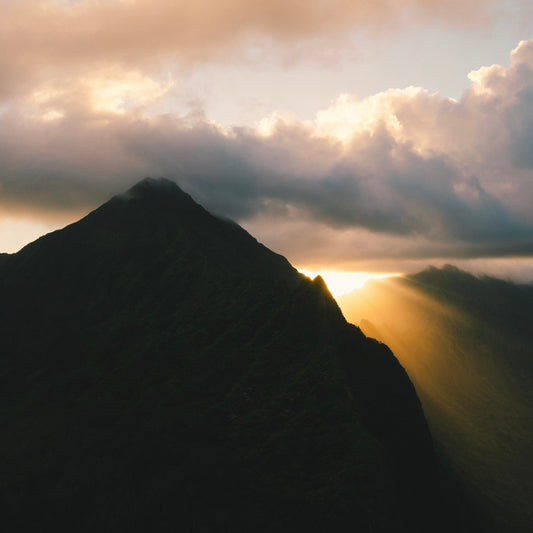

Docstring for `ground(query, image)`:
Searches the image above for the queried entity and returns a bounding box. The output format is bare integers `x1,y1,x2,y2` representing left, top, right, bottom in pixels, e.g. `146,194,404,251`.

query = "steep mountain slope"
1,178,439,532
338,266,533,533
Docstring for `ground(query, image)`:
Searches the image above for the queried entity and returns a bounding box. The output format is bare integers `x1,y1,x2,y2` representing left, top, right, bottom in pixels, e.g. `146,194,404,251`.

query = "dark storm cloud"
1,103,532,254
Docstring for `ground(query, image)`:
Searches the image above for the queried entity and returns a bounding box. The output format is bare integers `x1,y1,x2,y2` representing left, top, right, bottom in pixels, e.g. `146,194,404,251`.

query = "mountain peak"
130,176,180,193
0,178,440,532
103,177,205,217
118,177,188,201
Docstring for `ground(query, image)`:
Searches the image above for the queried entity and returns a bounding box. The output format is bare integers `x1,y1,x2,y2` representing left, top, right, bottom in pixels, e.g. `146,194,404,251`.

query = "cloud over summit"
0,2,532,271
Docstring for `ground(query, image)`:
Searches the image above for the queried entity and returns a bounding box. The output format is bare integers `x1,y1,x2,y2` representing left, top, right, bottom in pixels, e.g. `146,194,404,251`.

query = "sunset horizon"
1,0,532,288
2,4,532,530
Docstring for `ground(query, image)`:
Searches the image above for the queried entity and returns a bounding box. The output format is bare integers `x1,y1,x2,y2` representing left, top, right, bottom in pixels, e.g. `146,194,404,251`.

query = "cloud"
0,0,495,101
1,39,533,267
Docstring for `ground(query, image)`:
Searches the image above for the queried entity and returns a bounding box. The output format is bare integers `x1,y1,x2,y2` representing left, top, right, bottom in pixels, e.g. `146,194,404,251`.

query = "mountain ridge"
0,178,442,532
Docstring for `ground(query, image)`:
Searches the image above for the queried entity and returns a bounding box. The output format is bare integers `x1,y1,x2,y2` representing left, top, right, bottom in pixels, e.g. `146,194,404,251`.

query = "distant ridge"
0,178,443,532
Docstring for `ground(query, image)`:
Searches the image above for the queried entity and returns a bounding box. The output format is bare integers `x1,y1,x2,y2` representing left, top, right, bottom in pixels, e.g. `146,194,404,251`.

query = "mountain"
0,178,441,532
338,265,533,533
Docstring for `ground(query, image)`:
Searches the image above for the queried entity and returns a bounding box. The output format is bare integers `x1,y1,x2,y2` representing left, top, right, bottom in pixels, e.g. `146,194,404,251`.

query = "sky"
1,0,533,293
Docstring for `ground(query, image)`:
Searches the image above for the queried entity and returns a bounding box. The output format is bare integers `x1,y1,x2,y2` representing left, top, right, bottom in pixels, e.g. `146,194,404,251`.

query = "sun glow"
336,275,533,528
313,90,414,142
298,269,399,297
0,218,63,254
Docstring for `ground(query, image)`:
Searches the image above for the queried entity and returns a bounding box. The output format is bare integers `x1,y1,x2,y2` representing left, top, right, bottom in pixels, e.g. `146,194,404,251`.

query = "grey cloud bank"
1,38,533,271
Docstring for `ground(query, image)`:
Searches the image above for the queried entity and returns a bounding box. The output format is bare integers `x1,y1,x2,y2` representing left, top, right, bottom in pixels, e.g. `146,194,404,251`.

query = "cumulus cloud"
1,38,533,267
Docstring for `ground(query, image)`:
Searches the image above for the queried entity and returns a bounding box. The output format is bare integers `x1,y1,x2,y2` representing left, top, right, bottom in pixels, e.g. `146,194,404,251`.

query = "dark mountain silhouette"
338,265,533,533
1,178,441,532
0,252,8,268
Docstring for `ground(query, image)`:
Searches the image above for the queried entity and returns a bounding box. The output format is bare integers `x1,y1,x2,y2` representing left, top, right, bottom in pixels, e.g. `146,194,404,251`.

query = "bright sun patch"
313,90,411,143
298,269,399,297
